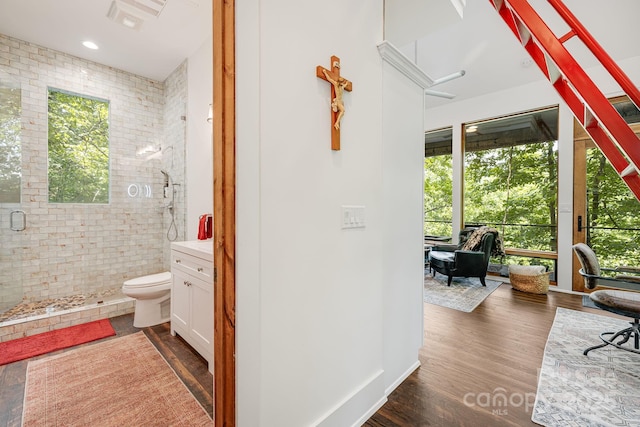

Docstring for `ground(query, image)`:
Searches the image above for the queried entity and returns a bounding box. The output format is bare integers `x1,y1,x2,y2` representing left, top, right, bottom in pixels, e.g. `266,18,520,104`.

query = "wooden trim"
458,123,466,232
572,125,587,292
213,0,236,425
504,248,557,259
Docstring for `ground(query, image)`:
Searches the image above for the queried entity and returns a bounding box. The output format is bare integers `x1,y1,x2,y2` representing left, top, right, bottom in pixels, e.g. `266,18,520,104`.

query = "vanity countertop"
171,239,213,261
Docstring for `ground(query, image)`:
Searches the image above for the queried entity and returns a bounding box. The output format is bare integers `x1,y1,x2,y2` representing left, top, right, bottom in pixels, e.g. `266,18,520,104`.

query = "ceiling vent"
107,0,168,31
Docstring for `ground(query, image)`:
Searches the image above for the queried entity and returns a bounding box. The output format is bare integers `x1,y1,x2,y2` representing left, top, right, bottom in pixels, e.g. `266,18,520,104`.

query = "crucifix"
316,55,353,151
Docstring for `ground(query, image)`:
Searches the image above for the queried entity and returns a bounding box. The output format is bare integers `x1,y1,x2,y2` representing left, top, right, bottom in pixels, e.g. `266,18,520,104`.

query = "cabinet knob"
183,280,192,287
175,259,181,264
197,267,203,272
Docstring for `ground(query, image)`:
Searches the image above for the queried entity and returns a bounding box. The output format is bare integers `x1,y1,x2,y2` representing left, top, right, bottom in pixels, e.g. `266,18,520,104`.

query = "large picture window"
464,107,559,269
584,98,640,267
48,89,110,203
424,127,453,238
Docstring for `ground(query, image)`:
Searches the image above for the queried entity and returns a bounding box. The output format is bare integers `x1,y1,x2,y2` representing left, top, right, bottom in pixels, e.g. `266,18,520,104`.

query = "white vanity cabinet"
170,240,214,374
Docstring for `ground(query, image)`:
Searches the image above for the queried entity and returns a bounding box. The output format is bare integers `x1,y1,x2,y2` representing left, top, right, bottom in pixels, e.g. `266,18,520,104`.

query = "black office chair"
572,243,640,355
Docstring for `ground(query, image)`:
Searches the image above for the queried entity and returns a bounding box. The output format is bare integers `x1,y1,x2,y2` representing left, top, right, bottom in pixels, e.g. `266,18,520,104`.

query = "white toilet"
122,271,172,328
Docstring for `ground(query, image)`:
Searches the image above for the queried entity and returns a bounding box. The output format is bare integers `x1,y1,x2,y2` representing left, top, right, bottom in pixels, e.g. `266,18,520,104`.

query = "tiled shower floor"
0,289,121,323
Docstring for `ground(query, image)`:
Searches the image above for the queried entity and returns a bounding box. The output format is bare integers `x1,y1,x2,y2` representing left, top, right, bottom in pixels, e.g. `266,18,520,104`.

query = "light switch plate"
341,205,365,229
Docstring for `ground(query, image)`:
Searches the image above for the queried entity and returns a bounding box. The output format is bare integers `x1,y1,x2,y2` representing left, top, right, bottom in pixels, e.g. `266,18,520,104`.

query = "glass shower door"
0,79,24,319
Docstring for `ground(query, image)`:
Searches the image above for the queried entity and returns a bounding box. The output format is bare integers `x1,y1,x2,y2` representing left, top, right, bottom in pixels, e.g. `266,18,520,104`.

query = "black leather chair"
428,228,496,286
573,243,640,355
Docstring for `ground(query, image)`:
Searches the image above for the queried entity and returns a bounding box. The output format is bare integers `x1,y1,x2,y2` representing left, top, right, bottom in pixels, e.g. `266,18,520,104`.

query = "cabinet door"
171,269,191,331
190,275,214,352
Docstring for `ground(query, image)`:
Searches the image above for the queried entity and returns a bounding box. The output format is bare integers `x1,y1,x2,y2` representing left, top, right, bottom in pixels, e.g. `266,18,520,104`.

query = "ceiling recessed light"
82,41,99,50
122,17,137,28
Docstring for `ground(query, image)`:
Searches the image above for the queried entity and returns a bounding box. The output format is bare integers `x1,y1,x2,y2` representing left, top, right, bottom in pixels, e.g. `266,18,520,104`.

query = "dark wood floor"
365,283,612,427
0,285,613,427
0,314,213,427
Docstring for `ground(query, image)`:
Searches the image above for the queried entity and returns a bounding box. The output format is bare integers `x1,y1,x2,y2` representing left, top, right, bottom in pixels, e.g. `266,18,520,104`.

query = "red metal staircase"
489,0,640,200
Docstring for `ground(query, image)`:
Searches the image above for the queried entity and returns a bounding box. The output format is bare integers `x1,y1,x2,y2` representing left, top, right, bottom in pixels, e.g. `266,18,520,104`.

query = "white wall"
384,0,463,47
186,37,213,240
424,55,640,291
236,1,424,426
381,59,425,393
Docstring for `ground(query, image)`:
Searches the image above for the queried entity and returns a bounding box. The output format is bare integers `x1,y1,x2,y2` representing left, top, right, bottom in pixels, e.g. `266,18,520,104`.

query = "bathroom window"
48,88,110,203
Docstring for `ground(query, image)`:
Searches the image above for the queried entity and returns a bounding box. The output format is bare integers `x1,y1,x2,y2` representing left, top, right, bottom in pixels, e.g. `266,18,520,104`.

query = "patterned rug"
532,307,640,426
22,332,211,426
423,271,501,312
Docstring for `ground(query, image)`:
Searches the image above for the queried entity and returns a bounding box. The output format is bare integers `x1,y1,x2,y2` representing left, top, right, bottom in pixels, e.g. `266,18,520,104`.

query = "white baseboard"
312,360,422,426
314,369,385,427
385,360,421,396
548,286,587,296
350,395,388,427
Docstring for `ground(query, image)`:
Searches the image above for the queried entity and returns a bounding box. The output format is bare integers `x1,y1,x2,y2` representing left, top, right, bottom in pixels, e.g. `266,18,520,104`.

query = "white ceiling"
0,0,211,81
0,0,637,101
396,0,640,108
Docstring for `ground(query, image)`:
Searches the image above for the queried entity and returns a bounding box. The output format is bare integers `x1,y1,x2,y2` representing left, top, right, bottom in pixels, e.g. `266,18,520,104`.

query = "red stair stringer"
489,0,640,200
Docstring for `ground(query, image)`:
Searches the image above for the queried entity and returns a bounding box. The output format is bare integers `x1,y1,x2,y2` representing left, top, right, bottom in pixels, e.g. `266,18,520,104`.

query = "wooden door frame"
213,0,236,425
572,122,590,292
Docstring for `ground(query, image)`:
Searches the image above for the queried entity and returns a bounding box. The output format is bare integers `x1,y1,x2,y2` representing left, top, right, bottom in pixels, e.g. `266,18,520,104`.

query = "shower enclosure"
0,78,23,318
0,35,187,328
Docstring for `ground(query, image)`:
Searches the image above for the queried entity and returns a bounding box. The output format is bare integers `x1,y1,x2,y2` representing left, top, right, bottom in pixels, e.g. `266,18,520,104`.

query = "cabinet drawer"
171,251,212,281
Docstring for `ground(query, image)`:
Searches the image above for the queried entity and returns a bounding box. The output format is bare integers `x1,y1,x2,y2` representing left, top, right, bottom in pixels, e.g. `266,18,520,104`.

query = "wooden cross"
316,55,353,151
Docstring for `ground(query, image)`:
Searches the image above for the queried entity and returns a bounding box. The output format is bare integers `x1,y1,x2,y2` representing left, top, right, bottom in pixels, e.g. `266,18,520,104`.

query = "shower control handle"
10,210,26,231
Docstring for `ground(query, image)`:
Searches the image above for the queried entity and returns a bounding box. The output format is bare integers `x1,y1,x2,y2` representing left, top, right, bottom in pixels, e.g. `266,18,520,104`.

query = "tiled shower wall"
0,34,186,309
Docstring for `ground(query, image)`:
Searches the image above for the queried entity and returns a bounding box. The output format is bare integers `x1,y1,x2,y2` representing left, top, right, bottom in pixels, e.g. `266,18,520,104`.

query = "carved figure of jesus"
322,68,348,130
316,55,352,150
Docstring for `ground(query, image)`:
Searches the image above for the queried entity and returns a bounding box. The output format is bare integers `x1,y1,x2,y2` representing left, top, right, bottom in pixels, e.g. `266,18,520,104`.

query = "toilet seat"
123,271,172,289
122,272,172,328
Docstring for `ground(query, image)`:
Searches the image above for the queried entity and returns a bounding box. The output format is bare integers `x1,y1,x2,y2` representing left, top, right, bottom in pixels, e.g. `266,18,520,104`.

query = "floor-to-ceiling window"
424,127,453,239
424,106,560,277
464,107,559,274
573,96,640,290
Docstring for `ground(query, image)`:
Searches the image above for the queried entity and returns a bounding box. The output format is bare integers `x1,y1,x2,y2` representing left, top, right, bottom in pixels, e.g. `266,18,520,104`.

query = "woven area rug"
22,332,212,426
532,307,640,426
423,271,501,312
0,319,115,366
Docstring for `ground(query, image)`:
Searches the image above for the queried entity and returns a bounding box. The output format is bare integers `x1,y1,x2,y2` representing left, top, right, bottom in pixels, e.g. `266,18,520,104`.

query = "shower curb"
0,298,134,343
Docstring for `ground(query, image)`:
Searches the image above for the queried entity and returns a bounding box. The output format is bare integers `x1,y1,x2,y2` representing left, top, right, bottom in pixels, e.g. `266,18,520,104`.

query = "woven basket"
509,265,550,294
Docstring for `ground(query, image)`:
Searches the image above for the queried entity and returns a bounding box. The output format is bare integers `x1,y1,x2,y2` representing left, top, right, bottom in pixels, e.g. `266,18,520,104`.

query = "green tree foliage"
424,155,452,237
586,149,640,268
464,141,558,251
48,89,109,203
0,86,22,203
